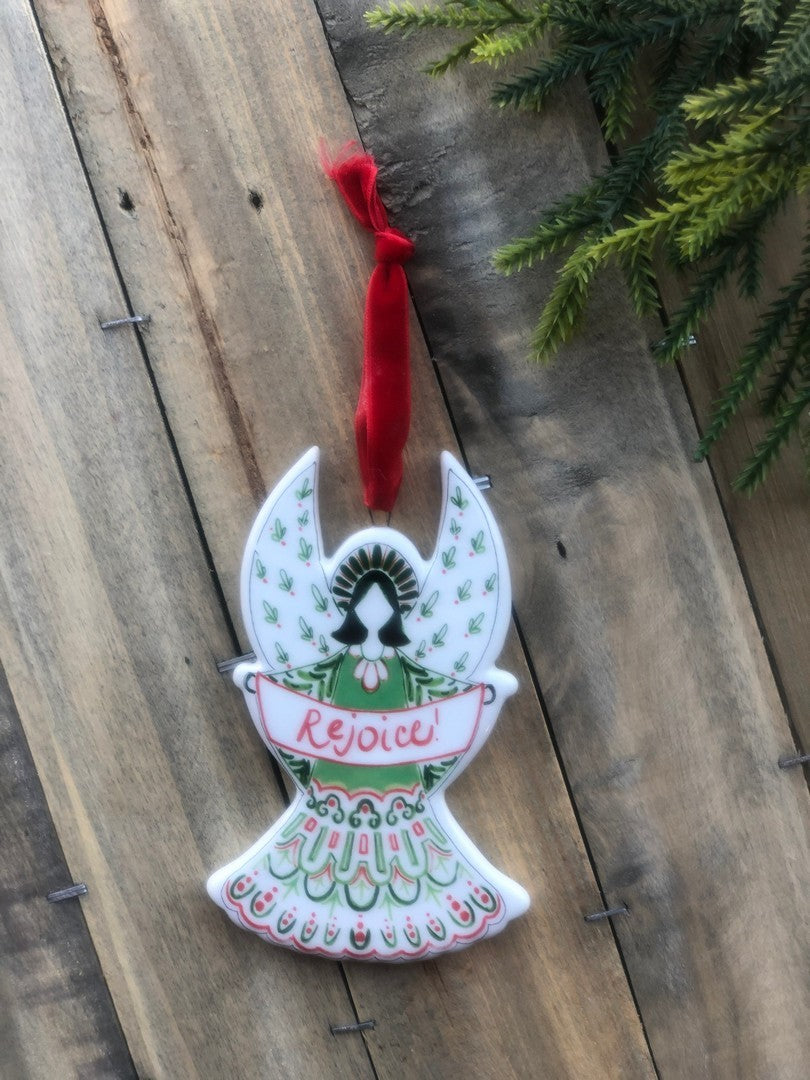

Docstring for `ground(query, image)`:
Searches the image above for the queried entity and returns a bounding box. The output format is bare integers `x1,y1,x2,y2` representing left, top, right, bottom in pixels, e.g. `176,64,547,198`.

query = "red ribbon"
323,146,414,512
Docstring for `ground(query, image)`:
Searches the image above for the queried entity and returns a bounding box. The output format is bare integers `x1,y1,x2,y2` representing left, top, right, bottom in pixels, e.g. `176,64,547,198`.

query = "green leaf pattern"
248,460,337,671
403,469,500,682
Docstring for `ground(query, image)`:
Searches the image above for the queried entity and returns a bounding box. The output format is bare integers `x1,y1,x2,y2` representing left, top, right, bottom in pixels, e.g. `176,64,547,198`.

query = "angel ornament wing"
207,448,529,960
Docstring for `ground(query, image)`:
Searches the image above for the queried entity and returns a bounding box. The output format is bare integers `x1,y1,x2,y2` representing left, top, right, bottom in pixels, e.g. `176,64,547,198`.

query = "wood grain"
625,68,809,754
656,195,810,749
0,5,372,1077
316,6,810,1078
28,0,657,1076
0,664,135,1080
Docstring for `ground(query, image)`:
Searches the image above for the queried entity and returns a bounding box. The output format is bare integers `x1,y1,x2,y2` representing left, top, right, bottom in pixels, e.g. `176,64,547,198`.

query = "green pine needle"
683,74,807,122
734,381,810,490
738,232,763,298
424,37,482,74
530,237,601,360
740,0,781,34
762,0,810,80
493,185,604,271
492,46,591,110
471,17,549,65
697,256,810,458
654,246,738,363
760,305,810,414
365,3,516,32
618,241,661,319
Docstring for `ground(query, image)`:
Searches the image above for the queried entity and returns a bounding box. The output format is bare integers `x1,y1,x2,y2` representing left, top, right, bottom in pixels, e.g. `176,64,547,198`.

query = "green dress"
219,647,507,960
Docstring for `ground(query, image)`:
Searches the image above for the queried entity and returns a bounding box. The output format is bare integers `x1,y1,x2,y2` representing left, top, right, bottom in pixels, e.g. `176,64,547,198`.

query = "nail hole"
118,189,135,213
248,189,263,212
556,540,567,559
184,656,191,666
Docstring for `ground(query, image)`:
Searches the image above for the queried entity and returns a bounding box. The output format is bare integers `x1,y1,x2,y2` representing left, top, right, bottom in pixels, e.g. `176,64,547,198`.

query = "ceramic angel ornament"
207,447,529,960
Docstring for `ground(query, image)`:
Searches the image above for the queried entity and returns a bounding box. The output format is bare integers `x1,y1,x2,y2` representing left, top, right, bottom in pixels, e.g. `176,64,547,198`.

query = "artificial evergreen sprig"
367,0,810,489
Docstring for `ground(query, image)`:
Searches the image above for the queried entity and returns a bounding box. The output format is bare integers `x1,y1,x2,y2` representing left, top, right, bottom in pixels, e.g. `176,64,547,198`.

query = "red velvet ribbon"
323,146,414,512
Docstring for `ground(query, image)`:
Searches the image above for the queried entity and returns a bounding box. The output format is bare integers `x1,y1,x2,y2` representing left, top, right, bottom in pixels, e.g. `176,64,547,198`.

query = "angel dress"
210,645,523,960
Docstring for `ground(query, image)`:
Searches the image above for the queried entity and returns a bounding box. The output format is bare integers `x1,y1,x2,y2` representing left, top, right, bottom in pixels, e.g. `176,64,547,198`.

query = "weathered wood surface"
0,664,135,1080
656,195,810,750
7,0,808,1076
625,71,809,754
316,5,810,1078
14,0,656,1077
0,5,372,1078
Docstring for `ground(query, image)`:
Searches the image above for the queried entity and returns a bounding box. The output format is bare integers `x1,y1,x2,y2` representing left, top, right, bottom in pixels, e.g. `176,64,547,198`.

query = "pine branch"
493,188,604,271
738,230,764,298
663,109,782,192
366,0,529,72
606,120,675,200
675,158,802,261
530,235,602,359
583,196,698,264
683,74,808,122
728,193,791,298
492,45,593,109
650,21,685,87
654,243,739,362
425,37,484,73
590,43,639,141
734,379,810,490
617,237,660,318
760,304,810,414
470,16,548,64
683,195,787,297
365,1,527,32
697,255,810,457
653,18,743,110
761,0,810,80
740,0,781,36
492,0,533,16
552,8,718,44
613,0,734,14
494,122,682,274
604,61,639,141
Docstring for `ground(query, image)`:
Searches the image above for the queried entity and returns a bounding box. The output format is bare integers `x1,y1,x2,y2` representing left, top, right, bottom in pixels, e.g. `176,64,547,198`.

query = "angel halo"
207,446,529,961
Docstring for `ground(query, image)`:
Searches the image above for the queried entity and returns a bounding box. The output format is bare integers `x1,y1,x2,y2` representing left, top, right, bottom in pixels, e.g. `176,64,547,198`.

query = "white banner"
256,675,483,767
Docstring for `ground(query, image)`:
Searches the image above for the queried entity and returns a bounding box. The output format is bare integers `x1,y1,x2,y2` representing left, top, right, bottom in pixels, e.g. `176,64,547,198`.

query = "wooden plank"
0,5,371,1078
341,627,657,1080
315,6,810,1078
622,66,810,753
31,1,657,1076
0,664,135,1080
655,195,810,749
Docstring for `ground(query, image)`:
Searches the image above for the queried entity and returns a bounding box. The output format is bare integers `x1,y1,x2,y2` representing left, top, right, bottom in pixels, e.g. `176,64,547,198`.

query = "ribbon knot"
323,144,414,513
375,228,414,265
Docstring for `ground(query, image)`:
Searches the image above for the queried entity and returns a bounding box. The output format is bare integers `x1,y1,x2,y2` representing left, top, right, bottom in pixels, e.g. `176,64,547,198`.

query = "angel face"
331,569,410,661
354,585,395,660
